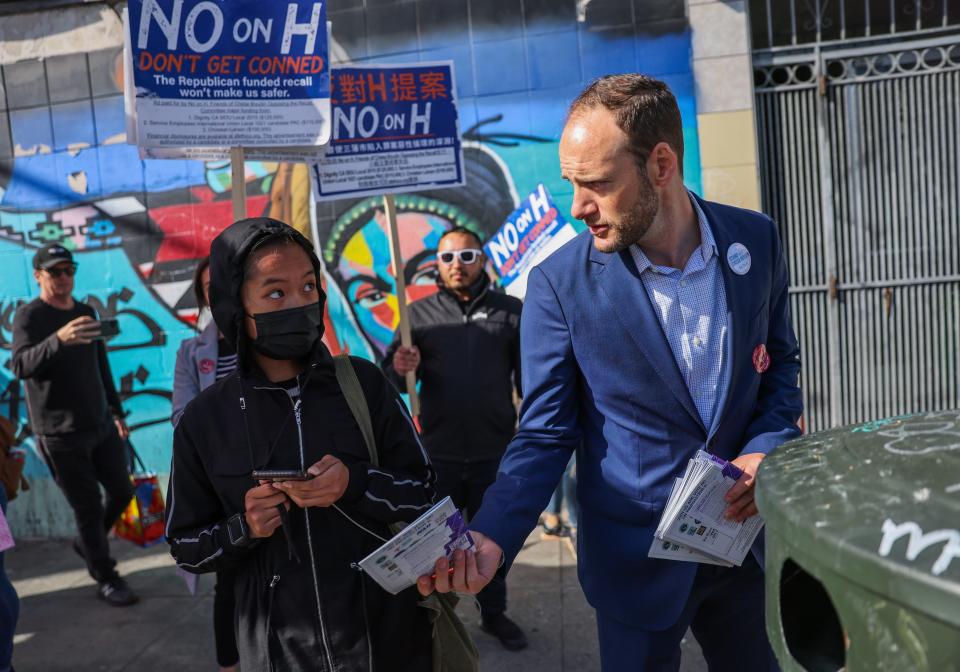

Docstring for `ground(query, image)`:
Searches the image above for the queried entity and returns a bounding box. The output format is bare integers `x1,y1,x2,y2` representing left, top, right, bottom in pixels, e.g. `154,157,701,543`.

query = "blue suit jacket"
470,196,803,629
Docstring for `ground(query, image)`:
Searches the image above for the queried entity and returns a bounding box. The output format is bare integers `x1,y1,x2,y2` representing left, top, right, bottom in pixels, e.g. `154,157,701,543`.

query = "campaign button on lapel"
199,358,215,375
727,243,751,276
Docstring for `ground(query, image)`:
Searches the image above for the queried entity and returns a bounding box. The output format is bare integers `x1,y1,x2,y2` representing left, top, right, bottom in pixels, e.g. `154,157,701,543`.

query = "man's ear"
647,141,678,187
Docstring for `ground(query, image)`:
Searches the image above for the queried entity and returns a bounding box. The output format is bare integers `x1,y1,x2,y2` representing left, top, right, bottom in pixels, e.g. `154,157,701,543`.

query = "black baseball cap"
33,243,75,270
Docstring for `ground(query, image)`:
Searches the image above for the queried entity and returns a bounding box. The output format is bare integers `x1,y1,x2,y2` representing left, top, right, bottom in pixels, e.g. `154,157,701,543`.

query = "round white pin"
727,243,751,276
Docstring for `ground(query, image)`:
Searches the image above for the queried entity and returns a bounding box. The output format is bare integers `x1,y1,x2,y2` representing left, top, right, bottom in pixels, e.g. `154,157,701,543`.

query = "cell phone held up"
252,470,313,483
91,319,120,340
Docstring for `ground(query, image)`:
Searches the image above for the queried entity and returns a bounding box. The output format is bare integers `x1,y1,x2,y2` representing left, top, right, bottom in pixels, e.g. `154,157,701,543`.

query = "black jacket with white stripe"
165,217,435,672
382,278,522,465
167,351,437,671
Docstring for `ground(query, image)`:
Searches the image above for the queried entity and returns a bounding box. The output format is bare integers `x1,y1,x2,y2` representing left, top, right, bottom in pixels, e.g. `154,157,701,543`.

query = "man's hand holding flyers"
417,530,503,596
724,452,765,522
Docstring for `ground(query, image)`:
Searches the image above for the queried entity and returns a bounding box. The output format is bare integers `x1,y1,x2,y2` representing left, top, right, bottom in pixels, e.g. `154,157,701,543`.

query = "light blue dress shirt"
630,194,730,431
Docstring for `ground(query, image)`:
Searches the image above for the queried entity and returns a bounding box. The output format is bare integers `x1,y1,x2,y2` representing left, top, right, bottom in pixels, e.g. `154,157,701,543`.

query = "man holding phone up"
12,243,137,606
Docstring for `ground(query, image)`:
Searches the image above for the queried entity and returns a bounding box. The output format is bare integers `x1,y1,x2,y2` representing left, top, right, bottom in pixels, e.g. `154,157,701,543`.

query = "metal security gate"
750,1,960,431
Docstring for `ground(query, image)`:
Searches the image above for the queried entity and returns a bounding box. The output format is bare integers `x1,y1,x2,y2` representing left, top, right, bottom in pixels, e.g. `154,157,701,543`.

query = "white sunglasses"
437,249,482,265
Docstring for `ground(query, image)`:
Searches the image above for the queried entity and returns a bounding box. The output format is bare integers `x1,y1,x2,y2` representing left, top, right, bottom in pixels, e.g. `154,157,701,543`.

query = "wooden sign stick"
230,146,247,221
384,194,421,417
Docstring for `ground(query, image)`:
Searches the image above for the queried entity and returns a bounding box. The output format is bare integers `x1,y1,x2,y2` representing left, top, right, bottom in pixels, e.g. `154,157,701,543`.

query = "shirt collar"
631,190,717,274
690,192,718,264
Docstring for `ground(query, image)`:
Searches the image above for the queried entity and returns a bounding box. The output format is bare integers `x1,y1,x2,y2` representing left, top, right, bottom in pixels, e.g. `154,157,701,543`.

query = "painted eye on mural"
354,283,388,309
410,261,439,286
404,250,441,287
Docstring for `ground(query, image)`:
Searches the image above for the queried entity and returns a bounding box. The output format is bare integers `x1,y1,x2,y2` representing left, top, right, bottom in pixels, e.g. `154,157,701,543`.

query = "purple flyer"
443,509,475,556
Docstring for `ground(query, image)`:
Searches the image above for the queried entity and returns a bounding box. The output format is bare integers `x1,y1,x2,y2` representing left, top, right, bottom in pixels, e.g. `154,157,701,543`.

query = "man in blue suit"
418,74,802,670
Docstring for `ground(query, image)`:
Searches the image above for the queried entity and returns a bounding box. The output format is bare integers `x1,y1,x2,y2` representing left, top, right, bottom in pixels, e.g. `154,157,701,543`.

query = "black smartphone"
92,319,120,340
252,469,312,482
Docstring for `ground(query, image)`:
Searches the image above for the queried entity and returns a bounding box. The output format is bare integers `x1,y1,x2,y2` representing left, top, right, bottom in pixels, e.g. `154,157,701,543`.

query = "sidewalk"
7,530,706,671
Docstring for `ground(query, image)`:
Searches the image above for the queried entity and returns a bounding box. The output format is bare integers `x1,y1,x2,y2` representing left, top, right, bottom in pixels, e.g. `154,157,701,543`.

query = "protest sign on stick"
310,62,464,200
485,184,578,299
125,2,333,221
127,0,332,149
312,62,464,418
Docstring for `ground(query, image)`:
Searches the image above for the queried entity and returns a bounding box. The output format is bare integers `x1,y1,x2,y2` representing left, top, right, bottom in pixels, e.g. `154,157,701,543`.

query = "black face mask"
248,302,324,360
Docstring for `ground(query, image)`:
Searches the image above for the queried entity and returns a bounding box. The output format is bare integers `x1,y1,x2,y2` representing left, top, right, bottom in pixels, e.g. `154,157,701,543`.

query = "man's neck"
40,292,74,310
637,184,700,270
442,275,484,304
450,287,472,303
253,353,307,383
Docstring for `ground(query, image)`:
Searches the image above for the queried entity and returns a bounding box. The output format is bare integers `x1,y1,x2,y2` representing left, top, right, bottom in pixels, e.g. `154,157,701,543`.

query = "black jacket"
383,279,522,464
11,298,123,436
166,218,435,672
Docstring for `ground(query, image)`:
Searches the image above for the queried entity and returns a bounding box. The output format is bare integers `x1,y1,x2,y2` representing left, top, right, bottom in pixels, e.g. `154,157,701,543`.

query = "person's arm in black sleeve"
512,302,523,398
339,362,436,524
166,414,259,574
11,305,64,380
95,340,124,418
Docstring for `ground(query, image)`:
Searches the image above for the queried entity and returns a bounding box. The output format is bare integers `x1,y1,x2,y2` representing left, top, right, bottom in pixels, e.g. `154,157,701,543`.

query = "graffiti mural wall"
322,0,702,358
0,0,700,536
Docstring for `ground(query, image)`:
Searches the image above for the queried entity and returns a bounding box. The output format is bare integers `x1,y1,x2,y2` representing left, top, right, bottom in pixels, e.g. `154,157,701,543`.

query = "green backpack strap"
332,355,479,672
335,355,414,543
333,355,404,535
333,355,380,469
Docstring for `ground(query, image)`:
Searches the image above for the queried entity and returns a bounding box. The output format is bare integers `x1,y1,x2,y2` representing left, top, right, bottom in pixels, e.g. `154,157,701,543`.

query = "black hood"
209,217,325,356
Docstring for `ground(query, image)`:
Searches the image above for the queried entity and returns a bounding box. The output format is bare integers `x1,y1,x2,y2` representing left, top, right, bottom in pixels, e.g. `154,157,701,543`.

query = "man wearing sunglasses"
11,243,137,607
383,226,527,651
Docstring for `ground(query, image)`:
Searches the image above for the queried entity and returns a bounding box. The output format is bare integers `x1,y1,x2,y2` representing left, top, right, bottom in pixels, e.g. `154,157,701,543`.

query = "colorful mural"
320,0,702,357
0,0,701,535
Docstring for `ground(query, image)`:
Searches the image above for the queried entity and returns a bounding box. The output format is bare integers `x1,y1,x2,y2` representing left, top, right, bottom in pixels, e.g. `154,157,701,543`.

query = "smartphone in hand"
252,470,312,482
92,319,120,340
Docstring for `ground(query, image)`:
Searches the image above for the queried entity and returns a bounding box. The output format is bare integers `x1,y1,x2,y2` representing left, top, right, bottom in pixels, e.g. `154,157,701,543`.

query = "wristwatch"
226,512,254,548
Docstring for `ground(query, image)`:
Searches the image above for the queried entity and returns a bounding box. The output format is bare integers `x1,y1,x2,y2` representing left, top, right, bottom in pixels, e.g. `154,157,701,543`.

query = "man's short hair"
568,74,684,174
437,226,484,248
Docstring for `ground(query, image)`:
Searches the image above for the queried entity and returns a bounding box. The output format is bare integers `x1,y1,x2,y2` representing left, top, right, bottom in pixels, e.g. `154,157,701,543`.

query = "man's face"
559,107,659,253
241,242,319,341
34,261,76,300
436,233,485,292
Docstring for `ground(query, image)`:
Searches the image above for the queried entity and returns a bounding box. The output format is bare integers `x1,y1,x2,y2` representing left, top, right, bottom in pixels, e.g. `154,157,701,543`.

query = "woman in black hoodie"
166,217,436,671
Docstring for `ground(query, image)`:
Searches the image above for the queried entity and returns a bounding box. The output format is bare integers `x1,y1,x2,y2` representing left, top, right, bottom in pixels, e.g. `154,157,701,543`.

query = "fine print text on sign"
484,184,578,299
127,0,331,148
311,62,464,201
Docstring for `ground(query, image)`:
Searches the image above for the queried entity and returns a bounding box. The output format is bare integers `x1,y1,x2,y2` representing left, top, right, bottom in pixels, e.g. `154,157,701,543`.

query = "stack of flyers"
358,496,475,595
649,451,764,567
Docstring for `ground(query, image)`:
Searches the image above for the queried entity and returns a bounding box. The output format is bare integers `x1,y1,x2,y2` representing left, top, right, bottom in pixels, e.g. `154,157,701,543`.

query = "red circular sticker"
752,344,770,374
199,358,215,375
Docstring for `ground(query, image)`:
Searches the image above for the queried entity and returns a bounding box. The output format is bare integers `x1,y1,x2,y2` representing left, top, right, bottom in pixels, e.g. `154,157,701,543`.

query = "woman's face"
241,243,319,343
336,210,452,355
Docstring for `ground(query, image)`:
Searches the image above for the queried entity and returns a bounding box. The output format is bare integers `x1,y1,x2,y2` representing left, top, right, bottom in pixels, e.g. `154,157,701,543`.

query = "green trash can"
756,411,960,671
